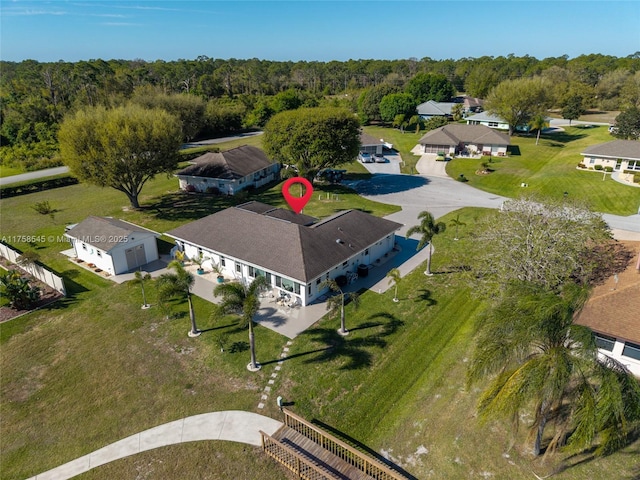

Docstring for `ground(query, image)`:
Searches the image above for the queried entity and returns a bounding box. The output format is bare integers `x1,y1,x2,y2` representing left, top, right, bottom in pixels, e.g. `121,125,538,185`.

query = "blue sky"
1,1,639,62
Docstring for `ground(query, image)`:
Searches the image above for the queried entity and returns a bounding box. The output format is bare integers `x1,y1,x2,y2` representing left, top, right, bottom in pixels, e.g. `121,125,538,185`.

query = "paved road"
348,153,640,240
0,166,70,186
28,411,283,480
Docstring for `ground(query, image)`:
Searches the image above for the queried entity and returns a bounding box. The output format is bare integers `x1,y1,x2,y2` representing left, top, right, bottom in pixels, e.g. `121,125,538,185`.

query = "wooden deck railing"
260,430,334,480
282,408,407,480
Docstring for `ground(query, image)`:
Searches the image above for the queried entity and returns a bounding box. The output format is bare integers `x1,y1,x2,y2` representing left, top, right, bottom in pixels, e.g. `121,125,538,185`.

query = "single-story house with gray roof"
418,124,510,156
176,145,280,195
416,100,455,120
165,201,402,306
581,140,640,175
359,131,392,155
65,216,160,275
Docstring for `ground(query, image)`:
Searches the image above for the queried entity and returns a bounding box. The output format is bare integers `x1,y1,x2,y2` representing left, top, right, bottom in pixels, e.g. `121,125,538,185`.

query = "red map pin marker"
282,177,313,214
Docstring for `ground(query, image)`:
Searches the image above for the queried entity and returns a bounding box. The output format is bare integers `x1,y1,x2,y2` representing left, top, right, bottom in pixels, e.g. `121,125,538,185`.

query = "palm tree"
468,282,640,457
406,210,446,276
529,114,549,145
320,279,360,336
134,270,151,309
448,214,466,241
387,268,401,302
214,276,268,371
157,260,200,337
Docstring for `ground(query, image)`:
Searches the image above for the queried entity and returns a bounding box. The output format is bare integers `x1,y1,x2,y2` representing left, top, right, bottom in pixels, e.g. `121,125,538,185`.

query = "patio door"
125,244,146,271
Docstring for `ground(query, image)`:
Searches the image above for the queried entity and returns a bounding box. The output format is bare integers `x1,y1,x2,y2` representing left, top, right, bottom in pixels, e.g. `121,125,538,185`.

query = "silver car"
359,152,373,163
373,153,386,163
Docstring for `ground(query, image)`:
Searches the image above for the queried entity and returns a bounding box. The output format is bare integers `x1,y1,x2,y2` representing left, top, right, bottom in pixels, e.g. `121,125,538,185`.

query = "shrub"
0,270,41,310
0,175,78,199
578,163,586,169
184,184,196,193
594,164,604,171
457,174,468,182
205,186,220,195
31,200,55,216
604,166,613,173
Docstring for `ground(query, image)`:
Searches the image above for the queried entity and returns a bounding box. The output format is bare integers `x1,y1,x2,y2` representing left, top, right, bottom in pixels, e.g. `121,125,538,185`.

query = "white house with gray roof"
418,124,510,156
165,202,402,306
65,216,160,275
581,140,640,176
176,145,280,195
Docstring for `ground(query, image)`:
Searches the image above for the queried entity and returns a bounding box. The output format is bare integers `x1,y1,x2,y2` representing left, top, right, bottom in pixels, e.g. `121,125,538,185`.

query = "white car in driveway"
359,152,373,163
373,153,386,163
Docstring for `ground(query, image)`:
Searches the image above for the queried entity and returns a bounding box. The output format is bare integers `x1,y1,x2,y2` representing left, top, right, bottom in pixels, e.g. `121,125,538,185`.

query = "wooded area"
2,53,640,170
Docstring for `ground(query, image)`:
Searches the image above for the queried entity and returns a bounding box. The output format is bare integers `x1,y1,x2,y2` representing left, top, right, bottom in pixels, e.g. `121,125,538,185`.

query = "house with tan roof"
176,145,280,195
65,216,160,275
580,140,640,178
574,241,640,377
418,124,510,156
165,201,402,306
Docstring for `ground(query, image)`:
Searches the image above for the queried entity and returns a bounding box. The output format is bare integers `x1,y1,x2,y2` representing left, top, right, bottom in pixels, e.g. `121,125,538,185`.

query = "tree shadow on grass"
414,289,437,306
150,191,232,223
295,312,403,370
309,419,419,480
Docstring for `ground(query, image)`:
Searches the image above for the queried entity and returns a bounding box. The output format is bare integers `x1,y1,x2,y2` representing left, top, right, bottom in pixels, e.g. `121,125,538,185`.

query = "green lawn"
2,207,637,480
362,125,424,174
1,132,638,479
445,126,640,215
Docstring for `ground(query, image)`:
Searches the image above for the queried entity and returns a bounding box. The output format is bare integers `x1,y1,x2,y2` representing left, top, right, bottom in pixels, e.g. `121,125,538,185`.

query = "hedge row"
1,175,79,198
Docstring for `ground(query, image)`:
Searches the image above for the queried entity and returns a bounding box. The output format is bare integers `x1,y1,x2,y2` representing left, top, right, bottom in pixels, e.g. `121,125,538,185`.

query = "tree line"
2,53,640,170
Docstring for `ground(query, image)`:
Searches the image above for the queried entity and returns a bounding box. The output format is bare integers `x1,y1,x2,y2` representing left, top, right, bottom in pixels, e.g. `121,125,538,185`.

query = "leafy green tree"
561,94,584,125
386,268,401,302
422,116,449,132
406,210,446,276
468,282,640,457
262,107,360,183
379,93,417,123
357,84,398,123
157,260,200,337
0,270,41,310
486,77,553,135
405,73,456,103
131,90,206,141
528,114,549,145
613,106,640,140
58,104,182,209
474,197,611,293
320,279,360,336
214,276,269,371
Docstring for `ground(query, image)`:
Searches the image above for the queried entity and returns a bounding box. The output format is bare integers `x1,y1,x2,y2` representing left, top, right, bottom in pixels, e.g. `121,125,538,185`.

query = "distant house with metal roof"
65,216,160,275
580,140,640,176
165,201,402,306
418,124,510,156
176,145,280,195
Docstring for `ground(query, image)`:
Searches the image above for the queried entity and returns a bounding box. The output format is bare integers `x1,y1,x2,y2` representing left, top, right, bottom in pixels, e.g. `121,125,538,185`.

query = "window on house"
589,158,595,164
220,257,226,267
364,248,369,255
235,263,241,273
342,261,348,267
316,278,321,285
628,160,640,171
489,122,498,127
594,333,616,352
308,284,311,295
622,342,640,361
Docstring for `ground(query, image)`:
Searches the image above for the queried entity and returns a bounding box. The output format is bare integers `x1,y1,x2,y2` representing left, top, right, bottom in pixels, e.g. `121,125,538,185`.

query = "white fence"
0,242,66,296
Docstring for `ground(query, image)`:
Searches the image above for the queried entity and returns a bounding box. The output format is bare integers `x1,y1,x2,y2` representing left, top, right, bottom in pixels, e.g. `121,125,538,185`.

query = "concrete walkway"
27,411,283,480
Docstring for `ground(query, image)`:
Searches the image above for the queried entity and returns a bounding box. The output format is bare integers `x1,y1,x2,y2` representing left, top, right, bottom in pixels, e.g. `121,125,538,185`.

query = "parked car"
359,152,373,163
373,153,386,163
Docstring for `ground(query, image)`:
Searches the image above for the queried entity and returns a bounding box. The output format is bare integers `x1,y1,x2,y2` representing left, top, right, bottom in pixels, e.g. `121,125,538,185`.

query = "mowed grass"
445,125,640,215
362,125,424,174
2,208,637,480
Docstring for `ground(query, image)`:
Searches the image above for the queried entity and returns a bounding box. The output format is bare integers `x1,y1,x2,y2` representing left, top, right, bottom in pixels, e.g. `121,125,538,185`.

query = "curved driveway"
352,154,640,240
